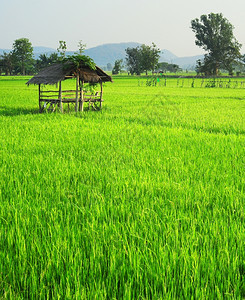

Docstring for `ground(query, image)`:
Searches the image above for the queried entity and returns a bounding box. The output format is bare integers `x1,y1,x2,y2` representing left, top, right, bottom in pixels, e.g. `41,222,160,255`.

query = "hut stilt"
79,80,84,112
100,82,103,109
59,81,63,113
38,84,41,113
75,73,79,112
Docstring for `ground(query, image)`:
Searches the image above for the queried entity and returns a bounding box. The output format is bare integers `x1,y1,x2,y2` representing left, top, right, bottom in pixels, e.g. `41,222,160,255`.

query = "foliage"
125,46,143,75
83,83,98,94
77,40,86,55
12,38,34,75
125,43,161,75
112,59,124,74
0,52,14,75
158,62,182,73
62,53,96,70
57,40,67,58
140,43,161,75
0,38,97,75
35,53,60,71
191,13,242,75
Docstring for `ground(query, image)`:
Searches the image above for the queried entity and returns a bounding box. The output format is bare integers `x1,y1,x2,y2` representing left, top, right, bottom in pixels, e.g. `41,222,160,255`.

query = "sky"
0,0,244,57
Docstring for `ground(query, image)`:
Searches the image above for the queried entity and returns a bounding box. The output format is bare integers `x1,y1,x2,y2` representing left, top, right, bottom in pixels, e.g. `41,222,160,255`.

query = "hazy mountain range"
0,42,204,70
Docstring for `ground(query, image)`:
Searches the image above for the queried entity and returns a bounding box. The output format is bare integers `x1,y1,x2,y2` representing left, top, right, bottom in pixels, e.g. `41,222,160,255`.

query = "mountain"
34,42,143,66
33,46,57,54
159,50,203,69
0,42,202,69
172,55,204,70
84,42,141,67
160,49,178,62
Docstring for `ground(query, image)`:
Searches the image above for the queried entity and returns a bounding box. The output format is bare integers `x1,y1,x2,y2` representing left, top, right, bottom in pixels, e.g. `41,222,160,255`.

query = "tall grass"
0,76,244,299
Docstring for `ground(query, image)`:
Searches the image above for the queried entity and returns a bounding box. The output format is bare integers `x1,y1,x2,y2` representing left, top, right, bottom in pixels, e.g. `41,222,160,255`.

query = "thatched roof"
26,62,112,85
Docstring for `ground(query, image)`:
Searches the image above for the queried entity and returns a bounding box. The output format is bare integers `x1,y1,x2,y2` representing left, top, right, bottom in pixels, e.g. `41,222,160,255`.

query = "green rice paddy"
0,75,244,299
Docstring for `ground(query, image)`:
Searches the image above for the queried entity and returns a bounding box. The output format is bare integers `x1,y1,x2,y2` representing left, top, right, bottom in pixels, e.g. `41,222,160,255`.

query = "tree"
140,43,161,75
0,52,14,75
36,53,60,71
158,62,169,73
158,62,181,73
78,40,86,54
125,46,142,75
112,59,124,74
125,43,161,75
57,40,67,58
191,13,242,75
12,38,33,75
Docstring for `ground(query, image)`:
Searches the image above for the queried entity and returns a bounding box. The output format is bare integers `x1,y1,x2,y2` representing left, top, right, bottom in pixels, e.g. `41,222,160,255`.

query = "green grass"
0,76,245,299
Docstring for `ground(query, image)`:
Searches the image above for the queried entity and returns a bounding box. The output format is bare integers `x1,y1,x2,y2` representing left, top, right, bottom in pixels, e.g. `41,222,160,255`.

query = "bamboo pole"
59,81,63,113
75,73,79,112
80,80,84,112
100,81,103,109
38,84,41,112
79,80,82,111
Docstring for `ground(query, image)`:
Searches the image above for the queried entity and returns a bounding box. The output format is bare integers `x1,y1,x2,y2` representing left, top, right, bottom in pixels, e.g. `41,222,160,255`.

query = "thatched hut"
27,58,112,113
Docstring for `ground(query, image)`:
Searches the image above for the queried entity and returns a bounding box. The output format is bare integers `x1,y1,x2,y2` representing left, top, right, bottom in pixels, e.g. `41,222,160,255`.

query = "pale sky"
0,0,244,57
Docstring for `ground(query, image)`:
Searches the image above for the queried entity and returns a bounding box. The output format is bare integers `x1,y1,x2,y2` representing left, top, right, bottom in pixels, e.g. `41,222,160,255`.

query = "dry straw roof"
26,62,112,85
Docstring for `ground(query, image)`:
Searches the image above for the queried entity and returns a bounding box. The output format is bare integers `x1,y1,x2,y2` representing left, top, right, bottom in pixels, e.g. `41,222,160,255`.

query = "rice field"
0,75,244,299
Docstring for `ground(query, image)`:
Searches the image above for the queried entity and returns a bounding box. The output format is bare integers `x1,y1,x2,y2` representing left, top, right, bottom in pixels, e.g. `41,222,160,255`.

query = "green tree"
112,59,124,74
140,43,161,75
125,46,142,75
126,43,161,75
191,13,242,75
12,38,33,75
77,40,86,54
36,53,60,71
0,52,14,75
158,62,169,73
158,62,181,73
57,41,67,58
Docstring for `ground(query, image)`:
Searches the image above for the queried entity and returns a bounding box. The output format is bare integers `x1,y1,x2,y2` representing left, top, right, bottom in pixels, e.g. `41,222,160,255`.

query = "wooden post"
100,81,103,109
38,84,41,113
80,81,84,112
59,81,63,113
75,73,79,112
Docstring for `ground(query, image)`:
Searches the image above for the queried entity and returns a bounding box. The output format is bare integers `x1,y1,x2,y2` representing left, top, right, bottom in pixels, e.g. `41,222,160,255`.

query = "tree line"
0,39,85,76
1,13,245,76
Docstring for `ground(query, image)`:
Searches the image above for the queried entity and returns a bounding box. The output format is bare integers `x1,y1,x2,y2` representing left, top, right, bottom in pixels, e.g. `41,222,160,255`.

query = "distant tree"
140,43,161,75
191,13,242,75
168,63,181,73
78,40,86,54
158,62,181,73
158,62,169,73
125,46,143,75
126,43,161,75
0,52,14,75
36,53,60,71
57,40,67,58
112,59,124,74
12,38,33,75
106,63,112,71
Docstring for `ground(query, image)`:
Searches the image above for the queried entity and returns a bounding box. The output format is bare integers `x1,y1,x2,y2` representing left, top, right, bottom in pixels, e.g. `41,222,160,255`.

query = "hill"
84,42,141,67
